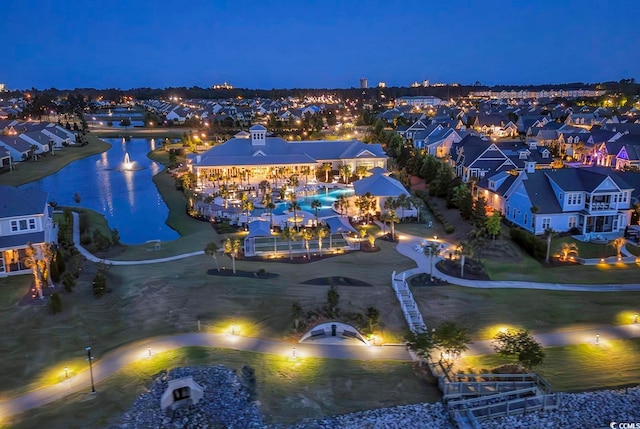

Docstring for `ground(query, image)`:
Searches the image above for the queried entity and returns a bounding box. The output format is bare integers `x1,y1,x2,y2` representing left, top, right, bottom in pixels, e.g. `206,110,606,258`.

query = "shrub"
79,212,89,233
62,272,76,292
56,250,66,274
93,272,107,298
257,268,266,275
241,365,257,401
92,230,111,250
50,257,61,283
49,292,62,314
510,227,546,259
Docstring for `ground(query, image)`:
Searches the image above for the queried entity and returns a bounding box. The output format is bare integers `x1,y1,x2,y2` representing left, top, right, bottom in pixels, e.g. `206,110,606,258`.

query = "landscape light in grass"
595,334,600,345
148,347,152,357
64,367,68,379
292,347,296,360
231,325,236,336
635,313,638,324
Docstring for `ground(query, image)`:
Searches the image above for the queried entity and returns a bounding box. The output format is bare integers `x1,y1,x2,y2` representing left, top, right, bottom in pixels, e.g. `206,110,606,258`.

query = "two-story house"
0,186,57,276
478,167,633,235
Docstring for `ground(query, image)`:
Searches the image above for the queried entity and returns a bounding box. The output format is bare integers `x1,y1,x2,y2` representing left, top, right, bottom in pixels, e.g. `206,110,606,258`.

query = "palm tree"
386,209,399,240
310,199,322,227
610,237,627,259
456,241,474,278
335,194,349,217
301,228,314,259
24,243,44,299
300,166,311,184
395,194,410,221
242,199,254,220
281,226,297,260
223,238,241,274
205,242,220,271
320,163,332,183
425,242,442,280
544,228,556,263
557,242,579,261
339,164,352,184
258,180,271,197
41,242,55,287
356,165,368,180
266,200,276,228
363,192,376,222
316,226,329,256
220,185,230,208
289,198,301,231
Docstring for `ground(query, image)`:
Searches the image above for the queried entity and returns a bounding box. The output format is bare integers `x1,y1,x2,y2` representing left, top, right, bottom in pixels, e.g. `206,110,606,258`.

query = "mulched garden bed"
436,259,491,281
301,277,372,287
207,268,278,279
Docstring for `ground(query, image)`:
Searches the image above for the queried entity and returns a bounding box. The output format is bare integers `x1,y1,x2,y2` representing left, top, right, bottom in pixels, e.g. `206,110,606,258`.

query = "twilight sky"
2,0,639,90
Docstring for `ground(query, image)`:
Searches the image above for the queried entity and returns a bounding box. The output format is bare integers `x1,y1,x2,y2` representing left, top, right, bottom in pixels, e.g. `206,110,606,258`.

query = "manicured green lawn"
8,347,438,428
550,236,616,259
460,338,640,392
0,134,111,187
413,285,640,339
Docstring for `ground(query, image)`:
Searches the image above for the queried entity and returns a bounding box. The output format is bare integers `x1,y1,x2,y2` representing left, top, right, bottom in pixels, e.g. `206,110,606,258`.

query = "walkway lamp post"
595,334,600,345
635,313,639,324
64,367,68,379
86,346,96,393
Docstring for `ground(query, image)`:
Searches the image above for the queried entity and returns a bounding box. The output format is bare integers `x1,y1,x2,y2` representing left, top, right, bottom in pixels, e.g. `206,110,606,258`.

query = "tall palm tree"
544,228,556,263
205,242,220,271
24,243,44,299
339,164,352,184
301,228,314,259
258,180,271,198
266,200,276,228
223,238,241,274
425,242,442,280
320,163,332,183
310,199,322,227
316,226,328,256
335,194,350,217
456,241,474,278
281,226,297,260
242,199,254,220
220,185,230,208
41,242,55,287
289,198,301,231
386,209,399,240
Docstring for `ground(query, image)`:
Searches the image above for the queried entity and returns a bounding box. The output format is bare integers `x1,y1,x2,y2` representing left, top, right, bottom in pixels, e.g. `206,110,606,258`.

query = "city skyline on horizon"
2,0,639,90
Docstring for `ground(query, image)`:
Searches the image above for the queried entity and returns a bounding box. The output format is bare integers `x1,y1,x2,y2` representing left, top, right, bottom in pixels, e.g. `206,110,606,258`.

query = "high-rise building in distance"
360,78,368,89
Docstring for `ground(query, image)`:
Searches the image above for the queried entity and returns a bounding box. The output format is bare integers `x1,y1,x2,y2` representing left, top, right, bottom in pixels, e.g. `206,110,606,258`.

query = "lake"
22,138,180,244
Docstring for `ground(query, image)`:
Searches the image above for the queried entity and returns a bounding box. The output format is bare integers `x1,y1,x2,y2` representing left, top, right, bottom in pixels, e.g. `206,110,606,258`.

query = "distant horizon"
3,79,634,94
2,0,638,90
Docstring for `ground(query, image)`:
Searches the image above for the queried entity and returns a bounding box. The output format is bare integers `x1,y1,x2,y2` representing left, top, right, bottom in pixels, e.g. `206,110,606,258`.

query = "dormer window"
519,151,528,159
542,150,549,159
489,180,496,190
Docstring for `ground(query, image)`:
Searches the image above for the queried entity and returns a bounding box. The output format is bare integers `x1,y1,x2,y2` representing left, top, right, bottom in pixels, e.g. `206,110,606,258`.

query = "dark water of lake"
22,138,180,244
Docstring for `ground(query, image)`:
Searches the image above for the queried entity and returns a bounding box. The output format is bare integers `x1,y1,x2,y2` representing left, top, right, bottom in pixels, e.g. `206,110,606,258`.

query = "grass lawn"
412,285,640,339
550,236,616,259
459,338,640,392
0,134,111,187
7,347,438,428
0,237,416,394
483,254,640,284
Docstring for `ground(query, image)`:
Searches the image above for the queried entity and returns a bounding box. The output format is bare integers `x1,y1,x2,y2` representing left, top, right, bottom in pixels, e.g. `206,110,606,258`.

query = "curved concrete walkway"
0,332,410,419
395,233,640,292
72,212,204,265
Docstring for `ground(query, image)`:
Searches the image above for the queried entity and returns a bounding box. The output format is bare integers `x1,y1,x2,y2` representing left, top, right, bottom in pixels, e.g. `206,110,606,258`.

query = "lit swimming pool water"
263,187,354,217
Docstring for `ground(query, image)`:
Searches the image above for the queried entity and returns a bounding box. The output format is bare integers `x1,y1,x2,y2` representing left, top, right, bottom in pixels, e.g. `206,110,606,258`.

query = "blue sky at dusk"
2,0,639,90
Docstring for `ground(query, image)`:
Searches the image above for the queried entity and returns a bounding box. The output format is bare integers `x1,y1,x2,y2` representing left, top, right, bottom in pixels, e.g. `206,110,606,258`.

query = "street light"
86,347,96,393
64,367,68,379
292,347,297,359
635,313,639,324
148,347,152,357
595,334,600,345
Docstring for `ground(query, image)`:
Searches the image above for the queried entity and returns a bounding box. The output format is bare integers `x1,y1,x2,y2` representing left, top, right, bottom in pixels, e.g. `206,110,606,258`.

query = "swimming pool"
260,187,354,217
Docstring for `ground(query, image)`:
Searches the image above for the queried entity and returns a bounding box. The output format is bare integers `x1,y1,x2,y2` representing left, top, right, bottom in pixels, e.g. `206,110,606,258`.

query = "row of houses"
0,120,76,166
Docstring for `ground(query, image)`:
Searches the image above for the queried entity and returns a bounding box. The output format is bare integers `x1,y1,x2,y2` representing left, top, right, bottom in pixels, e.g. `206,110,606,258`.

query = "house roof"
0,231,46,250
352,172,409,197
0,185,48,218
246,220,273,238
544,168,632,193
194,136,386,168
324,216,358,234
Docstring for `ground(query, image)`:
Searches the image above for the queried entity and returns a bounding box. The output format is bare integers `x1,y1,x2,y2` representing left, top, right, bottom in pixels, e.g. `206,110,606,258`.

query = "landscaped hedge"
414,190,455,234
510,227,546,260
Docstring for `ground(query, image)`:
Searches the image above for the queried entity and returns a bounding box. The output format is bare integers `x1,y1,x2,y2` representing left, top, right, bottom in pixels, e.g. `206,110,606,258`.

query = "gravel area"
114,368,639,429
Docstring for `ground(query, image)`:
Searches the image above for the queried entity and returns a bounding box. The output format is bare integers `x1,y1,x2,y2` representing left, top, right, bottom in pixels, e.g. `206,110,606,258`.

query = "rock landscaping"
116,366,639,429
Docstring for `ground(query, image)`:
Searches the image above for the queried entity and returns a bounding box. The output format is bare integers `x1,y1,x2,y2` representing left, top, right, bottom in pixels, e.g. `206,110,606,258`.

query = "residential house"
0,135,32,161
0,186,57,276
413,124,462,157
450,135,517,182
478,167,633,235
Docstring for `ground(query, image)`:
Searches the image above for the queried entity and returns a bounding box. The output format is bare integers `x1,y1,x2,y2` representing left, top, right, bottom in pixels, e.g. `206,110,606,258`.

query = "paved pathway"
0,332,411,419
395,233,640,292
3,222,637,419
72,212,204,265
